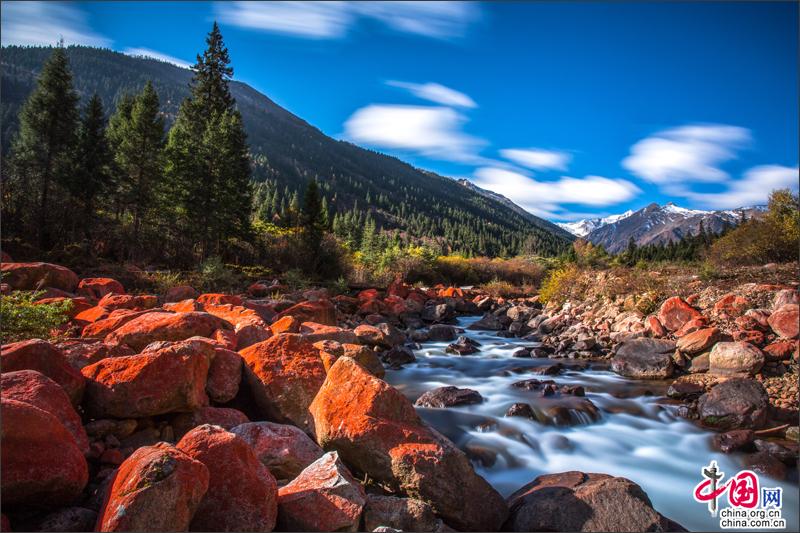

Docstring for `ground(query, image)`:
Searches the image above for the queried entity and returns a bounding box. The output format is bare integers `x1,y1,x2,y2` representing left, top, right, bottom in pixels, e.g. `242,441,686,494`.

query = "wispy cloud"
343,104,486,163
622,123,751,186
123,47,192,69
1,1,111,47
500,148,571,171
682,165,799,209
472,167,640,218
386,81,477,108
216,1,480,40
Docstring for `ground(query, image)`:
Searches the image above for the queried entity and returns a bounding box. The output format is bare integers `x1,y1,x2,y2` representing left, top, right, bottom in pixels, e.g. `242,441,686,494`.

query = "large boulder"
81,309,156,338
414,386,483,408
355,323,406,348
0,398,88,508
1,370,88,454
1,339,85,405
239,334,327,436
97,293,159,312
273,300,337,326
697,378,769,430
467,313,504,331
363,495,443,533
231,421,324,481
104,311,232,351
300,322,359,344
309,357,508,531
314,340,385,378
657,297,701,332
611,338,676,379
95,443,209,531
768,304,799,339
277,451,366,532
427,324,457,342
708,342,765,376
171,406,250,439
55,339,135,371
176,425,278,532
504,471,683,532
1,262,79,292
76,278,125,300
205,346,242,403
676,327,722,355
81,339,212,418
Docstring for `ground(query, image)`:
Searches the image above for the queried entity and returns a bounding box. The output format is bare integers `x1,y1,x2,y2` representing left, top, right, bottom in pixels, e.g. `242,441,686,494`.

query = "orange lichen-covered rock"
277,452,365,532
1,398,88,507
301,322,359,344
271,315,301,335
164,285,198,303
314,340,385,378
95,443,209,532
206,346,242,403
196,293,243,307
177,425,278,532
440,287,464,298
273,300,337,326
676,327,723,355
163,299,202,313
76,278,125,300
55,339,136,371
81,339,212,418
104,311,232,351
97,293,158,311
231,421,324,481
240,334,326,436
768,304,799,339
1,370,89,454
0,262,79,292
171,406,250,439
658,297,702,332
1,339,84,405
81,309,155,338
34,296,93,318
309,357,508,531
713,294,751,318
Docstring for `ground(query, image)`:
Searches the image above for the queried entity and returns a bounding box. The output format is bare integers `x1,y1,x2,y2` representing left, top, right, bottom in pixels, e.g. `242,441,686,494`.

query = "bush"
198,256,241,291
481,279,517,298
538,264,583,305
0,290,72,343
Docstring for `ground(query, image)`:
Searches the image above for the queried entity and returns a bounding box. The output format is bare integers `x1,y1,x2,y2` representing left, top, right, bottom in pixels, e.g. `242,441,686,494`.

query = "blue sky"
2,1,798,222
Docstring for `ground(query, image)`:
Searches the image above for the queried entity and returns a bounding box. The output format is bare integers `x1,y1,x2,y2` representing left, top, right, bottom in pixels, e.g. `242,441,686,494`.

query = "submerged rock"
414,386,484,408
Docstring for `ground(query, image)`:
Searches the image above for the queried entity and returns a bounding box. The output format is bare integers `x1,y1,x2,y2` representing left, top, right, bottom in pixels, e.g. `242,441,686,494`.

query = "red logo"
693,461,760,516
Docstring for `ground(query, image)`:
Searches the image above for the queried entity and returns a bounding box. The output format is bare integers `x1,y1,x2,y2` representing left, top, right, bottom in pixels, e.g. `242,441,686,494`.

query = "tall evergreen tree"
7,44,79,249
164,22,252,260
300,179,327,271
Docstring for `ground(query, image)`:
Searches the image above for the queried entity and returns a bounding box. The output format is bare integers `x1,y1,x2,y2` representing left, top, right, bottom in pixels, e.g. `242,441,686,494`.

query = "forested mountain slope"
1,45,573,257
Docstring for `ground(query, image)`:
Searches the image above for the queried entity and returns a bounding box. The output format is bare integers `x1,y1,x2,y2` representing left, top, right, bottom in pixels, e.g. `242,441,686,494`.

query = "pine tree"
7,44,79,249
299,179,328,273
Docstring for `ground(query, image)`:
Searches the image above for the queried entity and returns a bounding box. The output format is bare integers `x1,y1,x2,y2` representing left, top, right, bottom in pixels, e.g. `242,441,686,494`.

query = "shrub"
0,290,72,343
538,264,583,305
482,279,517,298
198,256,240,291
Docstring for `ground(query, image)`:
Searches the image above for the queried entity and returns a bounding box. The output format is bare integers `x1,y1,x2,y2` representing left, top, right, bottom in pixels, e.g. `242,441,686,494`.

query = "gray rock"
698,378,769,430
611,338,676,379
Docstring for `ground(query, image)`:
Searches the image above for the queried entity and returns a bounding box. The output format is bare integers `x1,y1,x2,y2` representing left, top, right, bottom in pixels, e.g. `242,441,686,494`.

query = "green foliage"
0,291,72,343
198,256,239,291
538,264,583,305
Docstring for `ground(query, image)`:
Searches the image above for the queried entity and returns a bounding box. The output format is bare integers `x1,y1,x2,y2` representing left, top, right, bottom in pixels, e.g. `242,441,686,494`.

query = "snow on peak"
661,202,709,216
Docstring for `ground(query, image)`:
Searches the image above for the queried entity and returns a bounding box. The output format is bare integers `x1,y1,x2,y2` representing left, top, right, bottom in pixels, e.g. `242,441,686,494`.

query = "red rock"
763,340,799,362
100,448,125,465
309,357,507,531
735,314,766,332
95,443,209,532
73,305,111,324
1,339,84,405
644,316,666,337
358,288,380,301
314,340,385,378
732,329,766,345
354,323,405,347
658,297,702,332
713,293,751,318
300,322,359,344
440,287,464,298
1,398,88,507
332,295,360,314
1,262,79,292
243,300,277,322
97,293,158,311
56,339,135,370
674,316,708,337
104,311,232,351
387,280,411,299
1,370,89,454
357,299,385,316
164,285,198,303
271,315,300,334
81,309,155,338
745,309,772,329
231,421,324,481
197,293,243,307
34,296,93,318
768,304,799,339
247,282,270,298
171,406,250,439
81,339,212,418
277,452,366,532
206,346,242,403
240,334,326,436
676,327,722,355
177,425,278,532
274,300,337,326
212,328,237,350
163,299,202,313
76,278,125,300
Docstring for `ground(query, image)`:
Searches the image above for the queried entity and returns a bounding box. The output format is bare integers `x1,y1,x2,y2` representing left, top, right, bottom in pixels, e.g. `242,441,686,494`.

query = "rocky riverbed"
1,260,798,532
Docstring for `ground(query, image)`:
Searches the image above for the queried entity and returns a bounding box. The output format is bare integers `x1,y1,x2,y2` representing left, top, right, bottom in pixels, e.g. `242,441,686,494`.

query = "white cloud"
471,167,640,218
123,48,192,69
1,1,111,47
622,124,751,184
216,1,479,40
386,81,476,108
343,104,486,163
500,148,571,171
682,165,799,209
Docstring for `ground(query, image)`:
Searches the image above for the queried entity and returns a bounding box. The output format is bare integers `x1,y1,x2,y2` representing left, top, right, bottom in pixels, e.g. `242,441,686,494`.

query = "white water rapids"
384,316,799,532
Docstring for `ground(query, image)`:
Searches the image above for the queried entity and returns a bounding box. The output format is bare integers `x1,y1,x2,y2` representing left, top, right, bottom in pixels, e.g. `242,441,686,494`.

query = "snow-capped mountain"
557,202,765,253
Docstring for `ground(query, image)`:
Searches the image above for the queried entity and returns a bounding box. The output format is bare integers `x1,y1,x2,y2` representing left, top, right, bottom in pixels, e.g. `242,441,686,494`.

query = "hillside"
0,45,573,257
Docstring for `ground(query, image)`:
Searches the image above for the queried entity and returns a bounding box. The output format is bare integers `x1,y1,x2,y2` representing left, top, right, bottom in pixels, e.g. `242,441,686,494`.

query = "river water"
384,316,799,532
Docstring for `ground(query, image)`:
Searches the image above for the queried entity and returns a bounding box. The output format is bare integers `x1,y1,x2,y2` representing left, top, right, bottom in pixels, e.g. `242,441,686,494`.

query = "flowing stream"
384,316,799,532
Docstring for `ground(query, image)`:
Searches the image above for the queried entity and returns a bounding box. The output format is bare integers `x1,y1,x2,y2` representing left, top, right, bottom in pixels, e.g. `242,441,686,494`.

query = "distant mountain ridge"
0,45,572,256
557,210,635,237
561,202,765,253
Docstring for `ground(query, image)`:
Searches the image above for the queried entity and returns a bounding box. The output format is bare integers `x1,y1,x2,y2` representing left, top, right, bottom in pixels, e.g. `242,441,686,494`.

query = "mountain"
0,45,572,257
557,210,635,237
580,202,764,253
